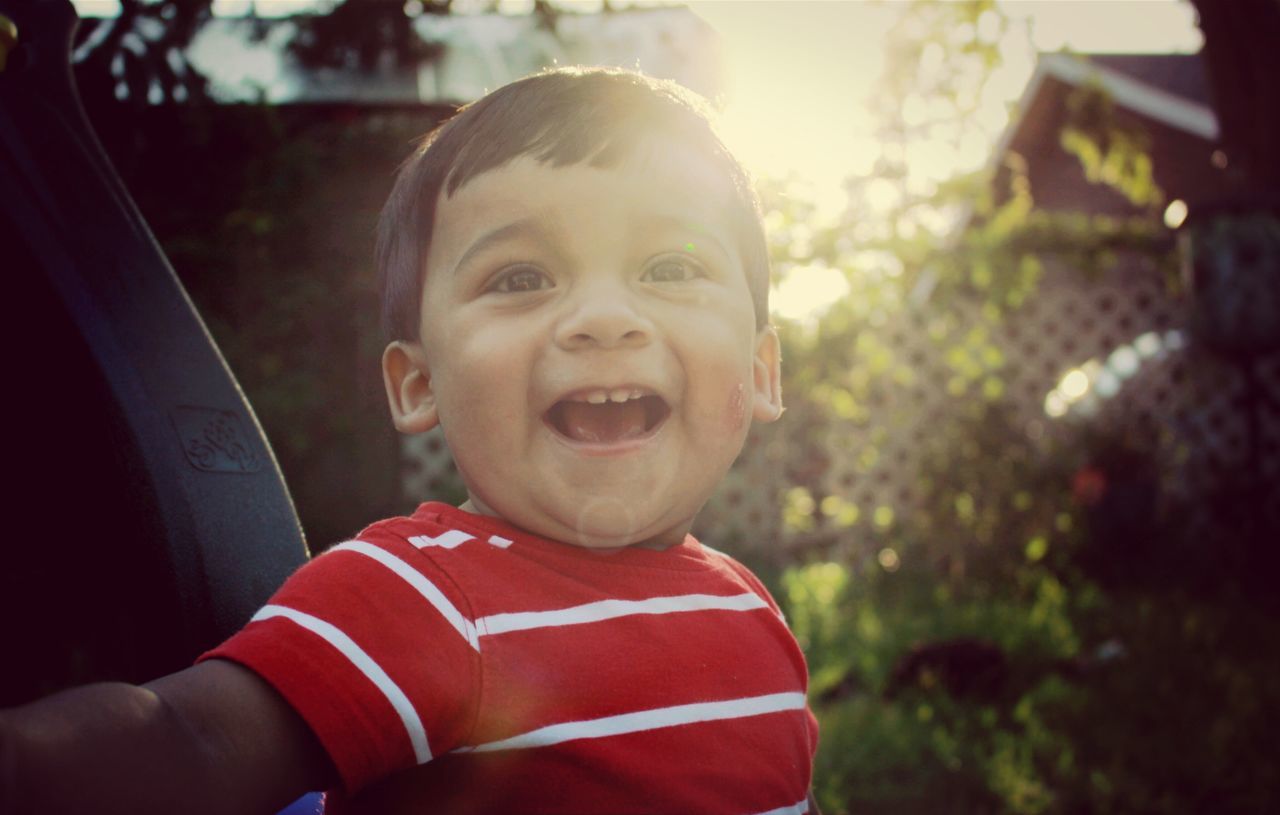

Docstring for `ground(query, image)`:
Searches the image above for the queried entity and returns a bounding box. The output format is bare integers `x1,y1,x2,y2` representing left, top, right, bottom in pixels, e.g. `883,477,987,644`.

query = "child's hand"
1,660,333,815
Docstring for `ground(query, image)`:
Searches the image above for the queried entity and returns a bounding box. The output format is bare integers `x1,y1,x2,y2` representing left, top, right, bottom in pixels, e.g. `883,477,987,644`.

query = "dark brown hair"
376,66,770,341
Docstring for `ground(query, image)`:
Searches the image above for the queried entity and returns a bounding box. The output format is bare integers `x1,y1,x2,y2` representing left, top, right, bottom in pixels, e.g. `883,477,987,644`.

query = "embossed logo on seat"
171,406,261,473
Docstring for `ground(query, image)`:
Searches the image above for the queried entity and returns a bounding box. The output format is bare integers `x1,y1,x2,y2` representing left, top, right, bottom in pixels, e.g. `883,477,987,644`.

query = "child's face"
384,138,782,550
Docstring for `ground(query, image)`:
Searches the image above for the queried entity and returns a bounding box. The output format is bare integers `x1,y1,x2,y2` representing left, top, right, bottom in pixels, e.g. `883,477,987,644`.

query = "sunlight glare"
1060,368,1090,400
212,0,337,16
1133,331,1162,358
772,263,850,324
1015,1,1201,52
863,178,903,216
905,140,961,185
877,548,901,572
1108,345,1141,378
1164,199,1189,230
687,1,898,221
1044,390,1068,418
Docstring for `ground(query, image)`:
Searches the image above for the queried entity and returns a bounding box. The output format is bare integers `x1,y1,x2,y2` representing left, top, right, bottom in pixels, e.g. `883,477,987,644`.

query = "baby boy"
1,67,817,815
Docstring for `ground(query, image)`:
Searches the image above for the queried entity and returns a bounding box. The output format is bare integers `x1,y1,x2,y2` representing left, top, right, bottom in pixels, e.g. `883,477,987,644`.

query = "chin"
557,497,691,550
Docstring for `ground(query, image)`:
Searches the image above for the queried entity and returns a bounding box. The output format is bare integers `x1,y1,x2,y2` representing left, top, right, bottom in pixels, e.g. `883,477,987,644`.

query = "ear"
751,326,783,423
382,340,440,434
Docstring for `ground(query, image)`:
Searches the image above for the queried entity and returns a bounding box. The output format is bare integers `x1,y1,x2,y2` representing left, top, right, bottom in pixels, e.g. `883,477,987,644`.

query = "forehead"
428,139,740,266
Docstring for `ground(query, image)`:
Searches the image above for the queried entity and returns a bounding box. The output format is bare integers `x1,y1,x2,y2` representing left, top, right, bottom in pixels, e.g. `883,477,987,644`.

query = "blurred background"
65,0,1280,811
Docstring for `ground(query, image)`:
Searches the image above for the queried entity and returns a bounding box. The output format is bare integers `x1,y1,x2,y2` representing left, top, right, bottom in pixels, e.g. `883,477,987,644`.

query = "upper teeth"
582,388,643,404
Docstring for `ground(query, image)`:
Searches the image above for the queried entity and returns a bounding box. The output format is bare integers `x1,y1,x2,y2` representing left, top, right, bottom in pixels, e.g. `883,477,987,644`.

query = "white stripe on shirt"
458,691,807,754
330,540,480,650
408,529,474,549
251,604,433,764
476,592,769,637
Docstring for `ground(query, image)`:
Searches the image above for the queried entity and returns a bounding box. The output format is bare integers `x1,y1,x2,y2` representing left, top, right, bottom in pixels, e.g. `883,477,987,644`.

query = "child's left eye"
489,265,552,293
642,257,704,283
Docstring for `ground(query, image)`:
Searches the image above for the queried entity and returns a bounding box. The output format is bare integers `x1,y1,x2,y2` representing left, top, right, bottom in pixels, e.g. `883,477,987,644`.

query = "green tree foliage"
1060,82,1164,210
756,3,1280,812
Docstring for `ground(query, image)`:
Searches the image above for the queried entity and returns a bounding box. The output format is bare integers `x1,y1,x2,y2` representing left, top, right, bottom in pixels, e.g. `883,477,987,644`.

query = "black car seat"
0,0,307,706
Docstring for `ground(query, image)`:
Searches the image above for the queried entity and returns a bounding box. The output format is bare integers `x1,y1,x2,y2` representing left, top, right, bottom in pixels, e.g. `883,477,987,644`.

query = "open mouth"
545,388,671,444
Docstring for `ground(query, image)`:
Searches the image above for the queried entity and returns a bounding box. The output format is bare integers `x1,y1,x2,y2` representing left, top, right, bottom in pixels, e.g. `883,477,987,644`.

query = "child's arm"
0,659,334,815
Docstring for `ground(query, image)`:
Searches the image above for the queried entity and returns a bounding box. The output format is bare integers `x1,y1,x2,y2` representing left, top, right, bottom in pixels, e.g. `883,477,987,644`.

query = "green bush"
788,538,1280,814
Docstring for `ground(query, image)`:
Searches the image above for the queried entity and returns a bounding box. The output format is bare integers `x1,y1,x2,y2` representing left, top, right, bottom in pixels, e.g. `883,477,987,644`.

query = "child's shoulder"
354,501,467,545
696,543,784,615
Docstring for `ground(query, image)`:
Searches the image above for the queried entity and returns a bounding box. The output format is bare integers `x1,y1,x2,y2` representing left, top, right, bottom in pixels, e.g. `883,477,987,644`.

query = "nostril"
555,299,654,349
559,325,650,349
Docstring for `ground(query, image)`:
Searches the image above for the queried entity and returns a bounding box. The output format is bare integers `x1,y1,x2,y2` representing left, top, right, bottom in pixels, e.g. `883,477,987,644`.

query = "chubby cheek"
433,338,532,444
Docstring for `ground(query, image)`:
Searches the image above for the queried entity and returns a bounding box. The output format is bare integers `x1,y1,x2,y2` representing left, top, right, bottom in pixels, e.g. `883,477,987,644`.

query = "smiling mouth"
545,389,671,444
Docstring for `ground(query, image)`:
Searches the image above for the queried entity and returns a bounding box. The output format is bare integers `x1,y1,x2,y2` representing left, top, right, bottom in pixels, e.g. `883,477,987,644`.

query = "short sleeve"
199,531,481,793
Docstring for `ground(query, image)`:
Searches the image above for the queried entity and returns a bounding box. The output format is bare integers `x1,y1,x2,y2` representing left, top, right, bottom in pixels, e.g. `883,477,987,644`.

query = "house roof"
998,52,1218,164
912,51,1220,305
1088,54,1213,109
1040,52,1216,140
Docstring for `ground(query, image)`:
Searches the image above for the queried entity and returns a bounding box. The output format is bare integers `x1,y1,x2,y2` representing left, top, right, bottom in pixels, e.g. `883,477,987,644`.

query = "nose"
554,281,654,351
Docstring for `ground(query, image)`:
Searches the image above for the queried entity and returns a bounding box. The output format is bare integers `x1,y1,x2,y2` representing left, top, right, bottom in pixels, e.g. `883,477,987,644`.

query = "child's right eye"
490,265,552,293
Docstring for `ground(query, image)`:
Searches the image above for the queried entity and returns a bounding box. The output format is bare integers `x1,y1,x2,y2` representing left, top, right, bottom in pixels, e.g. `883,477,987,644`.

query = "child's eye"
490,265,552,293
642,256,705,283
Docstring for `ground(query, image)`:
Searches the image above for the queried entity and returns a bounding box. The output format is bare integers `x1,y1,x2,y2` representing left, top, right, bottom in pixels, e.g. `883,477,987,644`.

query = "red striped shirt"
203,502,817,814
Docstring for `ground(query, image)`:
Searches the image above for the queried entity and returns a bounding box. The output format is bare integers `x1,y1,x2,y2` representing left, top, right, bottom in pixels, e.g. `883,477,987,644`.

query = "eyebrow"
449,211,734,275
639,214,734,261
451,216,553,274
